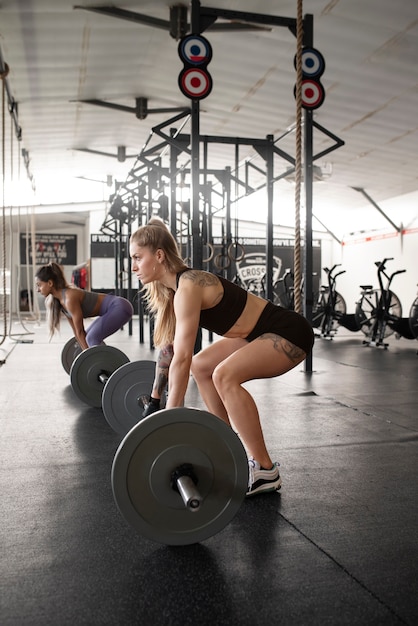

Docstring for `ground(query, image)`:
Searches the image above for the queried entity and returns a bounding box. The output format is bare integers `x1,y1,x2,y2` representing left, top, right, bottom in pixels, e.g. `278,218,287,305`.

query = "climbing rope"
1,65,8,345
8,129,36,337
293,0,304,315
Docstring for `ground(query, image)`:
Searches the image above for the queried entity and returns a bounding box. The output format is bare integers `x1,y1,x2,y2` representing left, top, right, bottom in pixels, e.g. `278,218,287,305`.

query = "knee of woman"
191,352,211,380
85,330,101,347
211,363,231,392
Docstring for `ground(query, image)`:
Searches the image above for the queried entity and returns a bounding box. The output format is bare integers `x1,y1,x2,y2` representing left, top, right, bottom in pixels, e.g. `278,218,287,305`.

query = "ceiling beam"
352,187,401,233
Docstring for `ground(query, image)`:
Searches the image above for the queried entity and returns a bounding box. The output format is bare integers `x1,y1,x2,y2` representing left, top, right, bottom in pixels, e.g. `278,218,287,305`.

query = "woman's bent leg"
191,338,247,425
210,334,306,469
86,296,133,346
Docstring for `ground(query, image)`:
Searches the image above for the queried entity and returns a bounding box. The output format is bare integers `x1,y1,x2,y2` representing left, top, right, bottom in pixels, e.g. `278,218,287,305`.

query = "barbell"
63,344,252,544
111,407,249,545
66,343,161,436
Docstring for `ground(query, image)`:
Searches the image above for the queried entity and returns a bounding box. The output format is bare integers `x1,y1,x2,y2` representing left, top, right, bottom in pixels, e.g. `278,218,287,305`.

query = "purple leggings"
86,295,134,347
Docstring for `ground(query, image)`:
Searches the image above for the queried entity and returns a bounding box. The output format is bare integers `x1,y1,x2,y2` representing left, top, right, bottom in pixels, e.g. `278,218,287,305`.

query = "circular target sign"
300,79,325,109
178,67,213,100
294,47,325,78
179,35,212,66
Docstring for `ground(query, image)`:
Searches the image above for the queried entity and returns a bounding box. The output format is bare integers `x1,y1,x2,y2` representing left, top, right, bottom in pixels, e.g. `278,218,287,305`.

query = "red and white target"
178,68,213,100
301,79,325,109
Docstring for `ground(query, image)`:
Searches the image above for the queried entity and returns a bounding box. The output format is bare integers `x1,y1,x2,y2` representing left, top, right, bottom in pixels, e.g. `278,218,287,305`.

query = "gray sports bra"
61,288,100,318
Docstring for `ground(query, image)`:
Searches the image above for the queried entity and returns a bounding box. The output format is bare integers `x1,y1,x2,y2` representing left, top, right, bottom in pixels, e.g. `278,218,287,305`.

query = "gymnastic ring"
202,242,214,263
227,242,245,262
214,253,231,270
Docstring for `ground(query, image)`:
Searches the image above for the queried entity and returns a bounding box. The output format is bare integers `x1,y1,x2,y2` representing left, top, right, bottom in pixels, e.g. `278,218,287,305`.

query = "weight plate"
61,337,82,374
111,407,248,546
70,345,130,407
102,360,156,436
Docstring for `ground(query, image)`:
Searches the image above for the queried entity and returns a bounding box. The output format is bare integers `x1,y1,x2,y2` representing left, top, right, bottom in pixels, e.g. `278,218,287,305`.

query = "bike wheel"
356,290,402,340
382,290,402,337
408,296,418,338
355,291,378,337
324,291,346,334
312,292,327,329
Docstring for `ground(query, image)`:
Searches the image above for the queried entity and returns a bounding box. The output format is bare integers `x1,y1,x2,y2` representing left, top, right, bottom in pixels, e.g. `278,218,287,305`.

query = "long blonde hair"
35,262,70,338
130,218,188,347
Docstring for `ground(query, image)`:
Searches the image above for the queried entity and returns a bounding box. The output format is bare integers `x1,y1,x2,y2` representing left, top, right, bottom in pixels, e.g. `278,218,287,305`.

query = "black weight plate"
111,407,248,546
102,360,156,436
70,345,129,407
61,337,82,374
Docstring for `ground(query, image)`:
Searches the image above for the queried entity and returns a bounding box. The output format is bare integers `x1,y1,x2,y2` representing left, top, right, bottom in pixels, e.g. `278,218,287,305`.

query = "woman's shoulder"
64,286,84,301
178,269,220,287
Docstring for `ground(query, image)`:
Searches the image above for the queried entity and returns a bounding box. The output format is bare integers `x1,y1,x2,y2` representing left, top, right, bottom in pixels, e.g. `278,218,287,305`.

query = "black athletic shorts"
245,301,314,354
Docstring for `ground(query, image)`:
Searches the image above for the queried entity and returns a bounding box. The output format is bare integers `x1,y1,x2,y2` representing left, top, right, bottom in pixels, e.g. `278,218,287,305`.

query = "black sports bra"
176,270,247,336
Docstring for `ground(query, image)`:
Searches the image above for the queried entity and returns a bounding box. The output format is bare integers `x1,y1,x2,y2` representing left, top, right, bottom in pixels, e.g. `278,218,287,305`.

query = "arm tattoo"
180,270,219,287
156,371,168,396
158,344,174,367
155,345,173,396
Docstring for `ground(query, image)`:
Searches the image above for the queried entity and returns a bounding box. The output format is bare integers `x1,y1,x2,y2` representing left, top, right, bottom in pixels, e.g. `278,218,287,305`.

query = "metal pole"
169,128,178,239
303,14,314,374
266,135,274,303
224,167,232,281
190,0,203,269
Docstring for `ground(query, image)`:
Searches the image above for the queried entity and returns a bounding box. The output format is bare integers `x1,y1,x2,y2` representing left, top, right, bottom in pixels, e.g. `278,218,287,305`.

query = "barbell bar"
111,407,249,546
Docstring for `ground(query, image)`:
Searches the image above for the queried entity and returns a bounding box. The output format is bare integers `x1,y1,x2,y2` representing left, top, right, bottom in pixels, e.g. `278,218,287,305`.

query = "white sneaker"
247,458,282,496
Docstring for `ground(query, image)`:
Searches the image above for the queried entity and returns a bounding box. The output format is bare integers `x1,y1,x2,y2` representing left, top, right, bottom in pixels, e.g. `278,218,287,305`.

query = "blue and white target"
178,68,213,100
294,47,325,78
301,48,325,78
179,35,212,66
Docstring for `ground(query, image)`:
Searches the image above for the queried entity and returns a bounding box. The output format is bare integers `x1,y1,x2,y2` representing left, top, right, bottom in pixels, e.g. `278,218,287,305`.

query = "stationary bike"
355,258,405,348
406,286,418,354
312,264,347,339
274,268,295,309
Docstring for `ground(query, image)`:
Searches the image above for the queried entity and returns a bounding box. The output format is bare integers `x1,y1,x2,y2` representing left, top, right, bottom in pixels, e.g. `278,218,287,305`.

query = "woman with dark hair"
130,218,314,496
35,262,133,350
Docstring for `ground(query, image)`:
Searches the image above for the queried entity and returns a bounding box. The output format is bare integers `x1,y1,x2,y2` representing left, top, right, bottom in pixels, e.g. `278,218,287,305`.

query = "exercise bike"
355,257,405,349
409,287,418,340
312,264,347,339
274,268,295,309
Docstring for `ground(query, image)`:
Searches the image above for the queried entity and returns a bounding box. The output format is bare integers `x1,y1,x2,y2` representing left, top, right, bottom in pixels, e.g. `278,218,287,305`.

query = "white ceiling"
0,0,417,239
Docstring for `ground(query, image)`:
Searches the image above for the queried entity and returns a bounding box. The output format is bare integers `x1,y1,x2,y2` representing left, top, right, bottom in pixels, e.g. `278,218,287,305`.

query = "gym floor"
1,317,417,626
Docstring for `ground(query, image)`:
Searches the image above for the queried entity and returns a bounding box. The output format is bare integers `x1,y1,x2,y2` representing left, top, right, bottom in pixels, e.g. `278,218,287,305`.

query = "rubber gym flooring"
1,317,417,626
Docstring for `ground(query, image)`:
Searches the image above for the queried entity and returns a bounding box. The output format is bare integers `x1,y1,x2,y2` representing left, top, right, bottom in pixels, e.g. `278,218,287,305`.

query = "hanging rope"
7,117,35,338
293,0,304,315
0,65,8,345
